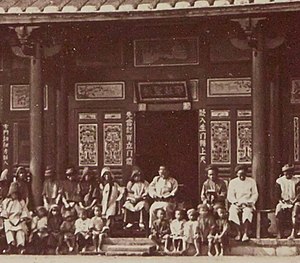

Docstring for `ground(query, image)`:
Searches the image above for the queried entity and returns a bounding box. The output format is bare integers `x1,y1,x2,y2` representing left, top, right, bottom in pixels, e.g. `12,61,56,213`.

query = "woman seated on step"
123,167,149,230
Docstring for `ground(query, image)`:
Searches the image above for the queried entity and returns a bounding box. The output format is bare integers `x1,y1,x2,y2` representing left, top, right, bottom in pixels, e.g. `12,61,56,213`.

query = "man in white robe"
227,165,258,242
148,166,178,228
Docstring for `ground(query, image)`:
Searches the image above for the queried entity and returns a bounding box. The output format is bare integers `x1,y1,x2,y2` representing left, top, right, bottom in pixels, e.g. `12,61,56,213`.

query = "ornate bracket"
230,18,285,51
9,25,61,58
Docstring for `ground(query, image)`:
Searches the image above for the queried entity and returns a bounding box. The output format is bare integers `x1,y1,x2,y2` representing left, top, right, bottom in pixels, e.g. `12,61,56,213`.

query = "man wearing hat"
78,167,97,215
275,164,300,239
1,181,31,254
227,165,258,242
60,167,80,218
42,166,61,210
100,167,124,228
123,167,149,230
14,166,30,206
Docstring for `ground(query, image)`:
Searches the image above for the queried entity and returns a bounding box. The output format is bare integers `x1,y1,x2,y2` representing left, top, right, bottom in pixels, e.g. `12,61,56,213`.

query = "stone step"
104,237,154,246
105,251,150,256
103,244,155,252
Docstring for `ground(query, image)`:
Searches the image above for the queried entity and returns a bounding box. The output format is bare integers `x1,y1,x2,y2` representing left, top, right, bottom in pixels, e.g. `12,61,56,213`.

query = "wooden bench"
256,208,276,238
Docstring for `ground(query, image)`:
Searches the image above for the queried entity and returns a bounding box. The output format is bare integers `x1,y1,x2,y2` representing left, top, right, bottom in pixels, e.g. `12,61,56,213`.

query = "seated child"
149,208,171,252
183,208,200,256
29,206,49,254
197,204,216,256
169,209,186,253
57,210,76,254
0,182,31,254
208,205,229,256
89,206,109,252
75,209,91,253
47,205,63,253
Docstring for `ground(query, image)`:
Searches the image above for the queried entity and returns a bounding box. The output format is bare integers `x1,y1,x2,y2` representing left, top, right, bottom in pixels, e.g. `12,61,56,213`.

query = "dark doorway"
136,111,199,205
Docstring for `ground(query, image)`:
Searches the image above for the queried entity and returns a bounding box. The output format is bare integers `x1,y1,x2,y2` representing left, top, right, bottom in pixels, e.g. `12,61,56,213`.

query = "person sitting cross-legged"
275,164,300,239
227,165,258,242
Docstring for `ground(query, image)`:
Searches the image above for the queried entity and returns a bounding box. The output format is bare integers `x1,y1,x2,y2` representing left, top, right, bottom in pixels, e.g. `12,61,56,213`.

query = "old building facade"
0,1,299,208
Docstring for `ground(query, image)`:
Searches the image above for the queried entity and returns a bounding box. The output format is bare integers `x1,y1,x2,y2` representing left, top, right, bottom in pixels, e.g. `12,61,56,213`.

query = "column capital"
230,17,285,51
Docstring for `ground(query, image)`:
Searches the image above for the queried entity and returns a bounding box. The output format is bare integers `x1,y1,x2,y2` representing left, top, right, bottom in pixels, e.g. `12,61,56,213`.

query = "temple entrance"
136,111,199,205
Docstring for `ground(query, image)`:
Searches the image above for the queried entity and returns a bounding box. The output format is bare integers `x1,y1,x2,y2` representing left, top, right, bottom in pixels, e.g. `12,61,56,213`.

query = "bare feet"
235,233,242,241
242,233,250,242
194,252,201,256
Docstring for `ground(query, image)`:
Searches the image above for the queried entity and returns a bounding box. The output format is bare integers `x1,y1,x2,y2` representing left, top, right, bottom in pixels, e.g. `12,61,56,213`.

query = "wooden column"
30,42,43,207
269,65,280,208
252,25,267,209
56,58,68,180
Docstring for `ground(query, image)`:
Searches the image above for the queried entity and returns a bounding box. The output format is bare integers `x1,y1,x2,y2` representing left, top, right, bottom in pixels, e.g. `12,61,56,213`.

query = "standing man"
227,165,258,242
148,165,178,228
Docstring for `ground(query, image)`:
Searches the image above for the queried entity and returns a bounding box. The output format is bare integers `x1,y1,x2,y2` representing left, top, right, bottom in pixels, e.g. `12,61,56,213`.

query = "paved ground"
0,256,300,263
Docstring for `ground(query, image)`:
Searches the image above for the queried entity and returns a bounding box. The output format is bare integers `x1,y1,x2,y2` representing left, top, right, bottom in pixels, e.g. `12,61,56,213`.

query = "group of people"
0,162,299,255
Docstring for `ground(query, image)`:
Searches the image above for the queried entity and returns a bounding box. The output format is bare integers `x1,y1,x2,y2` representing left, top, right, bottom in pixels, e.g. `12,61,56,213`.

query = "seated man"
227,165,258,242
148,165,178,228
201,165,227,208
275,164,300,239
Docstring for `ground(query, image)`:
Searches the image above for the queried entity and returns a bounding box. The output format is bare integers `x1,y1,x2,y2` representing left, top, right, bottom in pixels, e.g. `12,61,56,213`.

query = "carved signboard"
134,37,199,67
207,78,251,97
137,81,188,102
75,82,125,100
10,85,48,111
78,124,98,166
103,123,123,166
210,121,231,164
237,120,252,164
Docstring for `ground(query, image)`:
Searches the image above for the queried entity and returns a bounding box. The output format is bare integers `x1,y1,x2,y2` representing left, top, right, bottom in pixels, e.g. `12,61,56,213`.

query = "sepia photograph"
0,1,299,263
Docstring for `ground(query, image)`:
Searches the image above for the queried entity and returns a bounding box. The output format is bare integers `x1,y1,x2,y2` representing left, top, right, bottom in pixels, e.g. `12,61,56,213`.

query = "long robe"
101,182,123,218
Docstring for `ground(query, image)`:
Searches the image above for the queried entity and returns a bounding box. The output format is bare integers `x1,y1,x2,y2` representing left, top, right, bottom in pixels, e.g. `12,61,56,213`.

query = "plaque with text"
137,81,188,102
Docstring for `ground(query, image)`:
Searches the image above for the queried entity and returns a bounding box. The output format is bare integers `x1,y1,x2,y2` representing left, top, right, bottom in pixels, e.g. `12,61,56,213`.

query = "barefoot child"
47,205,63,254
75,209,91,253
29,206,49,254
149,208,171,252
169,209,186,253
209,205,229,256
89,206,109,252
58,210,76,253
197,204,216,256
183,208,201,256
